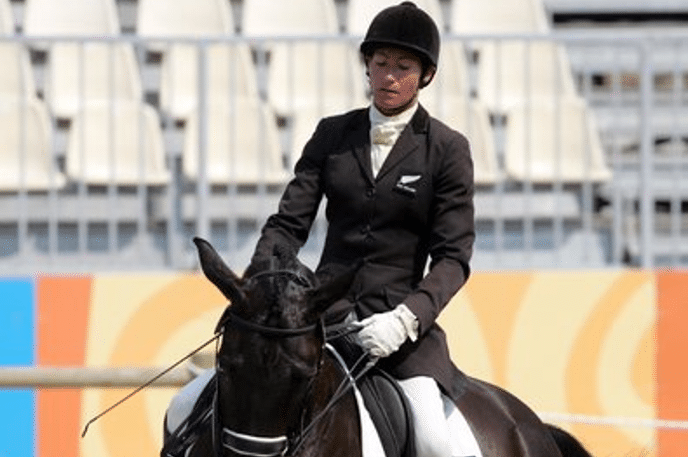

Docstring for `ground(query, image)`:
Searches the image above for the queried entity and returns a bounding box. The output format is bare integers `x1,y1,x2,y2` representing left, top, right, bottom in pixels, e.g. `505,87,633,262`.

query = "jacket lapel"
348,109,375,186
375,105,430,181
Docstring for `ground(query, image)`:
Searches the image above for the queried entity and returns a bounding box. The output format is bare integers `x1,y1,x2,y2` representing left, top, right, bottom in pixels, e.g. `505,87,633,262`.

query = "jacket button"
360,224,370,234
366,188,375,198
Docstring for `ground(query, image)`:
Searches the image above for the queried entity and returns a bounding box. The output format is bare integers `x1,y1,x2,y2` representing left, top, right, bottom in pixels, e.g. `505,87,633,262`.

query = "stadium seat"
473,39,577,112
23,0,120,38
241,0,338,36
183,98,288,185
451,0,576,111
137,0,235,52
0,0,13,34
419,95,499,185
0,42,37,100
346,0,444,35
504,97,612,184
46,42,143,119
65,101,170,185
159,42,259,120
451,0,549,33
0,99,65,191
266,41,367,116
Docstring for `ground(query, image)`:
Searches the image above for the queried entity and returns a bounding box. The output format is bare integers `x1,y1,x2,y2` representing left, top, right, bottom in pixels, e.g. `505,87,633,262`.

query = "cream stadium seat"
66,101,170,185
266,41,367,116
24,0,140,118
451,0,576,111
23,0,120,39
46,42,143,119
451,0,549,34
504,97,611,184
137,0,234,52
160,42,259,120
419,95,499,185
183,97,288,185
0,42,37,100
242,0,338,36
472,39,577,112
0,0,14,34
346,0,444,35
0,99,65,191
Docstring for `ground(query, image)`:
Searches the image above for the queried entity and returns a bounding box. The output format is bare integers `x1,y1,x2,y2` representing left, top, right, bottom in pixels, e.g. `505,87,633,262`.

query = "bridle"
212,269,368,457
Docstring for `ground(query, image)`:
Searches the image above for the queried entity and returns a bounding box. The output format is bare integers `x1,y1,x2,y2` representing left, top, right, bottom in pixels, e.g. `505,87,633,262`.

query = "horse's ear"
309,261,361,313
194,237,246,305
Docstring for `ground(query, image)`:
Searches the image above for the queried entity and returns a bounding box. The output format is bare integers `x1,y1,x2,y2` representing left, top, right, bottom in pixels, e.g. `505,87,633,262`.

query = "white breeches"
397,376,482,457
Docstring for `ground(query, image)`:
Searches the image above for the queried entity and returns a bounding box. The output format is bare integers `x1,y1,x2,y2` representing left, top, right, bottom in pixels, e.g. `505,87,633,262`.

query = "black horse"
161,237,592,457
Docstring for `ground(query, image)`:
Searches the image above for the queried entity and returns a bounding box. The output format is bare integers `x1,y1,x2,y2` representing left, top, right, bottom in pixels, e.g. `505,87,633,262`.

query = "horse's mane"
244,243,303,279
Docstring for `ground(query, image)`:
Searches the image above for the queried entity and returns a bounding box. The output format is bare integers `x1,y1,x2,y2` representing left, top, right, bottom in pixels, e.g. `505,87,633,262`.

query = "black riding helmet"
360,1,440,87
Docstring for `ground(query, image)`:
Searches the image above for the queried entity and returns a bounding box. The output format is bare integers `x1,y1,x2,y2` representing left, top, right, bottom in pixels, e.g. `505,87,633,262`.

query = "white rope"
539,412,688,431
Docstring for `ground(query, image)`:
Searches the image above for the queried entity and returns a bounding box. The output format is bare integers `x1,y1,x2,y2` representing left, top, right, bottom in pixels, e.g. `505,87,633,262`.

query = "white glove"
358,304,419,358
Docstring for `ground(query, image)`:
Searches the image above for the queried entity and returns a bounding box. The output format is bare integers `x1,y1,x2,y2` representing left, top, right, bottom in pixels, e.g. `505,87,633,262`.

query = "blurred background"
0,0,687,456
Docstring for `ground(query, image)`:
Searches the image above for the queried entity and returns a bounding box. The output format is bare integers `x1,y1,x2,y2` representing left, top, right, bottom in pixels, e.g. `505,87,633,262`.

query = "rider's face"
367,47,423,116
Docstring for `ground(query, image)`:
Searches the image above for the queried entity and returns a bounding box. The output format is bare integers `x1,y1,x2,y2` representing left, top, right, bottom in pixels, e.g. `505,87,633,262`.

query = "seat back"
451,0,548,33
267,41,367,115
24,0,120,36
504,97,611,183
476,40,577,110
0,99,65,190
137,0,234,37
0,0,13,34
242,0,338,35
66,101,169,185
160,43,259,120
47,42,142,119
183,97,287,185
0,42,37,99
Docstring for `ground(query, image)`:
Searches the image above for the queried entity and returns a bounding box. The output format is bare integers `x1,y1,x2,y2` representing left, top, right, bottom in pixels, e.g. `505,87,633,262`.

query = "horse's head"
193,237,357,438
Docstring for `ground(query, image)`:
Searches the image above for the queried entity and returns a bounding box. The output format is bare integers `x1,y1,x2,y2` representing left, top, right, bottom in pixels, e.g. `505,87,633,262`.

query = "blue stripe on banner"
0,279,35,457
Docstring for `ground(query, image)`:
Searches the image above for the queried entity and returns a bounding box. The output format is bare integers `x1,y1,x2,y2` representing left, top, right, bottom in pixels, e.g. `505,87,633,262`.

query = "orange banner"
657,271,688,456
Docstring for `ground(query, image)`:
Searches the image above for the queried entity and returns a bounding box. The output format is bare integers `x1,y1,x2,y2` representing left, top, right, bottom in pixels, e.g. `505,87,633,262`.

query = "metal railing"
1,31,688,272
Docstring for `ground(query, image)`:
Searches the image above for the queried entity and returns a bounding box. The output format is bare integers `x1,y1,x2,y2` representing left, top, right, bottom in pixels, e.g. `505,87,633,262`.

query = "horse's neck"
297,356,361,455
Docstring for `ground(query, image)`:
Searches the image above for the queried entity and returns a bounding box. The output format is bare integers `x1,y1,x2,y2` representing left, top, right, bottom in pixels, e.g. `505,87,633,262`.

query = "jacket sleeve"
251,118,331,260
403,130,475,335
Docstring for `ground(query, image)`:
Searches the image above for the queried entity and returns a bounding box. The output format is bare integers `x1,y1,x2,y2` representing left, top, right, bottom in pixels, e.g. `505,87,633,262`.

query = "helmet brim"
360,39,437,69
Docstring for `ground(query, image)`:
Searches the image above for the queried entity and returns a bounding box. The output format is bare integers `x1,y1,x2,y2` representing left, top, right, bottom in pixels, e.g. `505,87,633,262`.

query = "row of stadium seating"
0,0,611,193
1,0,550,36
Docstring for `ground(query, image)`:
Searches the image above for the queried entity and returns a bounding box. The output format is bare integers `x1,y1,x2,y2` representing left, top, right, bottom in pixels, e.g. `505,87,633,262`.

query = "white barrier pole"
0,366,194,388
539,412,688,431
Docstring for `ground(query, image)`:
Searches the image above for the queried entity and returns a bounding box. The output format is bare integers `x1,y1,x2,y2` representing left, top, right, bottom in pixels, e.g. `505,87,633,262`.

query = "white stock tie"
371,125,397,145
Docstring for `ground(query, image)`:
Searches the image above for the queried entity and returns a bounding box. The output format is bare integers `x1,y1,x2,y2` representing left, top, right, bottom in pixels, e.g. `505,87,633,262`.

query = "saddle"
330,337,415,457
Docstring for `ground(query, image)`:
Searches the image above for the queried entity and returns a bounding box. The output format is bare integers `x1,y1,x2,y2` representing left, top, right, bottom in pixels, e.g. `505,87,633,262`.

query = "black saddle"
330,336,415,457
